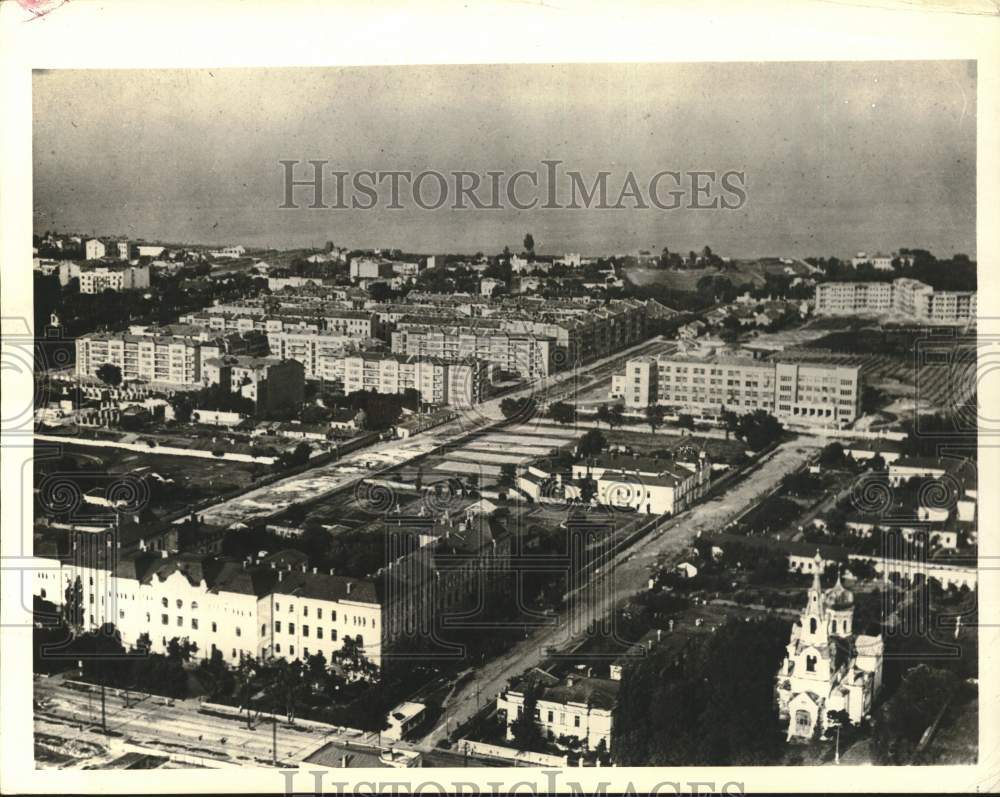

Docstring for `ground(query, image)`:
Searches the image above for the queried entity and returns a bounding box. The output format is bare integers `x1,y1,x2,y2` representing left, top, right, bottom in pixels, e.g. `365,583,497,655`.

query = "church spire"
811,549,823,593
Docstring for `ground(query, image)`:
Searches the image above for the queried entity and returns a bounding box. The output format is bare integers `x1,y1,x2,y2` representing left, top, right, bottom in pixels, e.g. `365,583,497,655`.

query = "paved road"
34,676,376,767
418,436,826,748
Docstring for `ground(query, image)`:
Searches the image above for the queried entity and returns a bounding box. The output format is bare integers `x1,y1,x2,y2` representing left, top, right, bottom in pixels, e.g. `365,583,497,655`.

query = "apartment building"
620,354,862,427
266,330,355,379
181,307,375,339
391,324,555,380
341,352,491,407
815,278,976,324
78,264,151,294
75,333,203,385
201,355,305,411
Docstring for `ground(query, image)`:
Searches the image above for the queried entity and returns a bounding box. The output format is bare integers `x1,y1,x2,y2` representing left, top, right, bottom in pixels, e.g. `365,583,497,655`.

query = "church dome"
824,574,854,609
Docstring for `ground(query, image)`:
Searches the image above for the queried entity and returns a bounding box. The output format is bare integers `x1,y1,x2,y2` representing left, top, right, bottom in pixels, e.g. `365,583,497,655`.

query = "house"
497,669,619,752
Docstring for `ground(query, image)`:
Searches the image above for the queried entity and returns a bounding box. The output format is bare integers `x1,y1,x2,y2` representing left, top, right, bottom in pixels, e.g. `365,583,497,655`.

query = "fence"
456,739,567,767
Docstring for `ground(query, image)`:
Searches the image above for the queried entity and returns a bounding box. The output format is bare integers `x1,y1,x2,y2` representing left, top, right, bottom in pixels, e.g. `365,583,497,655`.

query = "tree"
510,688,544,751
645,404,664,433
499,462,517,489
818,442,846,469
96,363,123,387
368,282,392,303
595,404,612,428
523,233,535,256
548,401,576,425
607,404,625,430
63,576,84,631
735,410,783,451
500,396,536,421
166,636,198,663
721,409,739,440
677,413,695,431
576,429,606,459
578,475,598,505
872,665,959,764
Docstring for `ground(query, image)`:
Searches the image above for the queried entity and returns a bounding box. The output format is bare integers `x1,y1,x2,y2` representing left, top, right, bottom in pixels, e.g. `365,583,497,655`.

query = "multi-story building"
201,355,305,411
619,353,862,428
341,352,491,407
392,324,554,380
75,333,205,385
815,278,976,324
267,329,356,379
78,264,151,294
34,501,511,670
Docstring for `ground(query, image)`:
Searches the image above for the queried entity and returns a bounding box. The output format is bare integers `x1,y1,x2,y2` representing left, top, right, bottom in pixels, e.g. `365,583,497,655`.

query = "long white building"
618,353,862,428
815,278,976,324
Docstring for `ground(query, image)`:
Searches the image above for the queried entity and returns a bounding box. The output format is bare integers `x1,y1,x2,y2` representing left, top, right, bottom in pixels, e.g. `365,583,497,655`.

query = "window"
162,597,168,607
795,710,812,735
212,622,218,633
356,634,363,647
317,628,323,640
317,608,323,620
806,655,817,673
176,599,183,609
290,646,295,656
331,611,337,622
119,609,125,619
303,606,309,617
261,623,267,636
275,602,280,612
331,629,337,641
177,616,183,627
303,625,309,637
40,588,46,599
289,623,295,634
275,643,281,653
304,647,309,656
192,618,199,630
574,716,581,728
191,601,199,610
146,612,151,623
161,614,169,625
547,711,554,723
236,627,242,637
275,621,281,632
809,617,817,634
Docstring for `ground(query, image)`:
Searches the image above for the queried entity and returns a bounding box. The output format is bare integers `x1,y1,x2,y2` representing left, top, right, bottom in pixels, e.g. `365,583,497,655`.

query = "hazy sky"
33,62,976,258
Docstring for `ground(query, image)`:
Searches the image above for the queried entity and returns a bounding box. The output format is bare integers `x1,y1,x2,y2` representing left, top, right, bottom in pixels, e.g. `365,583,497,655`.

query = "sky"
32,62,976,259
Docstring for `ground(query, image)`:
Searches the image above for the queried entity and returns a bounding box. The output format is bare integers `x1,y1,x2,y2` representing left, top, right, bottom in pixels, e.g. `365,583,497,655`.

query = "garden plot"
478,433,574,448
434,460,503,477
504,423,583,439
448,450,531,465
463,440,556,457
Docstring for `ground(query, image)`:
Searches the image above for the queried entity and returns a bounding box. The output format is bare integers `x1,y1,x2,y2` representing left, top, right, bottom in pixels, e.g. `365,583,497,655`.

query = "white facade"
84,239,107,260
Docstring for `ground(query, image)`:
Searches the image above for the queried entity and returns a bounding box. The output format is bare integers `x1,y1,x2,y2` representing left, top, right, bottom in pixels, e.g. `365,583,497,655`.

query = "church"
775,552,884,741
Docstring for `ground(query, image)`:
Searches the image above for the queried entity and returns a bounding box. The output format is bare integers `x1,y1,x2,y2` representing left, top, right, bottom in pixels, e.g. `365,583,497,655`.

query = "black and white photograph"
1,2,997,795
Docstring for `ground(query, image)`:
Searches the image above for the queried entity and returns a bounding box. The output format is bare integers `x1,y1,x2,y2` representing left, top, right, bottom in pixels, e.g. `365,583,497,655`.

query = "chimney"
346,582,353,595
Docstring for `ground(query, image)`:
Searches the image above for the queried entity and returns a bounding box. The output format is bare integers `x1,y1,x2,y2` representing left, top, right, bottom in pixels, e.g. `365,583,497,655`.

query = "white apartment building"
815,278,976,324
619,354,862,428
342,353,490,407
266,330,354,379
75,332,218,385
78,264,150,294
391,325,554,380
